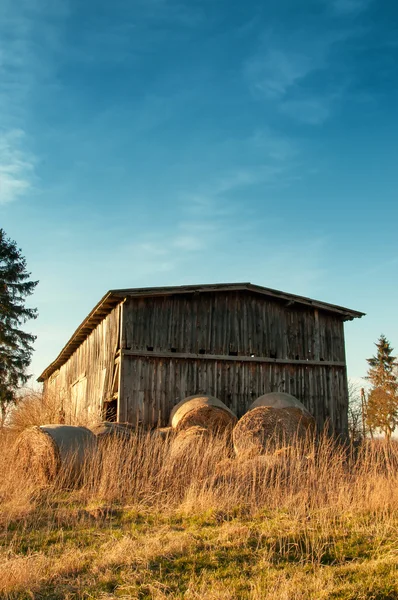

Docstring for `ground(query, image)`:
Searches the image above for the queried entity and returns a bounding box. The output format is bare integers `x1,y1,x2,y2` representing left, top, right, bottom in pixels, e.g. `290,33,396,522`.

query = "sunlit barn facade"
39,283,364,436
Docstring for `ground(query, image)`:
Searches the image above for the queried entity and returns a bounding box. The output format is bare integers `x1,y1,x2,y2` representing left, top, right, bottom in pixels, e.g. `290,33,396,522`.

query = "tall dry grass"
2,426,398,520
9,389,61,433
2,428,398,598
8,388,101,432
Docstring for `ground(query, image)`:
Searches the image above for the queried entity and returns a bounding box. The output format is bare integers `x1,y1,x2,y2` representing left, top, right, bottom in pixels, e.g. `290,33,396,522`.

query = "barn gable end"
42,304,122,424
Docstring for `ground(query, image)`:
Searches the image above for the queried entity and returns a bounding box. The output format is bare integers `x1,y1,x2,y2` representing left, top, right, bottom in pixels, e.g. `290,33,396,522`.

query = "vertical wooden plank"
118,303,127,422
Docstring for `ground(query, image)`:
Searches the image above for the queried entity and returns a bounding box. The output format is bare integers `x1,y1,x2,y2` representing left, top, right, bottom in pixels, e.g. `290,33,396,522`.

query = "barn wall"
42,290,349,433
119,291,349,434
121,292,346,362
44,304,121,423
119,355,348,435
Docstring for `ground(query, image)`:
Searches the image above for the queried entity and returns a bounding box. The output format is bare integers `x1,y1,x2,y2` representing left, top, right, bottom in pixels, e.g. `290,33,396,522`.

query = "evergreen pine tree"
0,229,38,425
366,334,398,393
365,335,398,439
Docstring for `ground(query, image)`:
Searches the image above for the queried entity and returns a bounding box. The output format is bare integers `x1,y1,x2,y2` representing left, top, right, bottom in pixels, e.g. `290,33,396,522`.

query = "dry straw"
14,425,60,485
14,425,96,485
3,422,398,518
168,426,209,461
249,391,313,417
176,405,237,433
10,390,60,432
90,422,135,442
233,406,314,458
170,395,237,434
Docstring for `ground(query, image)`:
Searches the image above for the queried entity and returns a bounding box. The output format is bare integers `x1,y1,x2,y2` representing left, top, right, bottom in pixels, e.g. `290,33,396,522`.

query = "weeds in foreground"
1,431,398,599
8,390,61,433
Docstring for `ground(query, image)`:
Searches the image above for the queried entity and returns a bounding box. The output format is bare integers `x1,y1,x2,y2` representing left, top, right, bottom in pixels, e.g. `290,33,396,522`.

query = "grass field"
1,427,398,600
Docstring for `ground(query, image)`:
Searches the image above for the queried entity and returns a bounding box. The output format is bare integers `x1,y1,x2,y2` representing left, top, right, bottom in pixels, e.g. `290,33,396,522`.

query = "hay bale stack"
233,406,313,458
170,395,237,434
14,424,96,485
90,422,135,442
250,392,313,420
168,426,209,461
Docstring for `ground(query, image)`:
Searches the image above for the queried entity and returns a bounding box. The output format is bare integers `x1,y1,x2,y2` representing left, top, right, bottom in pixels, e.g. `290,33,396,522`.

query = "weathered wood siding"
119,356,348,434
121,292,346,361
44,304,121,423
119,292,349,434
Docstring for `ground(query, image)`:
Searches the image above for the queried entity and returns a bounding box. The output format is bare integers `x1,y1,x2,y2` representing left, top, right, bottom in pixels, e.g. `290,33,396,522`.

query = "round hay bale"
90,422,135,442
168,426,209,461
151,427,174,441
282,407,315,433
233,406,313,458
170,395,237,434
14,424,96,485
250,392,313,419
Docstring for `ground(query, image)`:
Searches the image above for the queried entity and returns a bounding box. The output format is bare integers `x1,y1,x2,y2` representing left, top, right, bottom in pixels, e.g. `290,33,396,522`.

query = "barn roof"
38,282,365,382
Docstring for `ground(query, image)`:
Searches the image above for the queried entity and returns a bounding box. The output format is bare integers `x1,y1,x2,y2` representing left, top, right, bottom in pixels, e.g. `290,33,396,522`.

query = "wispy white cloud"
280,97,334,125
213,164,285,194
131,0,204,27
185,129,299,207
173,234,207,252
246,49,317,100
245,26,361,126
0,0,66,204
181,165,288,222
120,134,306,277
0,129,34,204
64,0,203,66
0,34,34,204
113,217,327,298
329,0,372,15
249,129,297,161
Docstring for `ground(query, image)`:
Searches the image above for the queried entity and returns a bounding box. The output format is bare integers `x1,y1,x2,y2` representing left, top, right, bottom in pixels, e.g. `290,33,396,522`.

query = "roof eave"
111,282,365,320
245,284,365,320
37,291,121,382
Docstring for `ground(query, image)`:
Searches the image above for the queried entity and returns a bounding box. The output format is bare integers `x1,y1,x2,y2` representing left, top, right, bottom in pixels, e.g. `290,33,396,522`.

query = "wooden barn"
38,283,364,436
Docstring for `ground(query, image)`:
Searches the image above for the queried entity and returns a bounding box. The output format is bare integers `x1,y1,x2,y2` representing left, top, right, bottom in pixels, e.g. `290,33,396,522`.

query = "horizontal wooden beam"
121,349,346,368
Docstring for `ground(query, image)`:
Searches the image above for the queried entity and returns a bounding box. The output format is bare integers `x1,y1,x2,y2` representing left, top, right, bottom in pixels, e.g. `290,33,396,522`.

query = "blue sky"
1,0,398,384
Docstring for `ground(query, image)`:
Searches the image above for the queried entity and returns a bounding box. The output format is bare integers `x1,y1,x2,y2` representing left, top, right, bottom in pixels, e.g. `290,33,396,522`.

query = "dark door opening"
104,399,118,422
